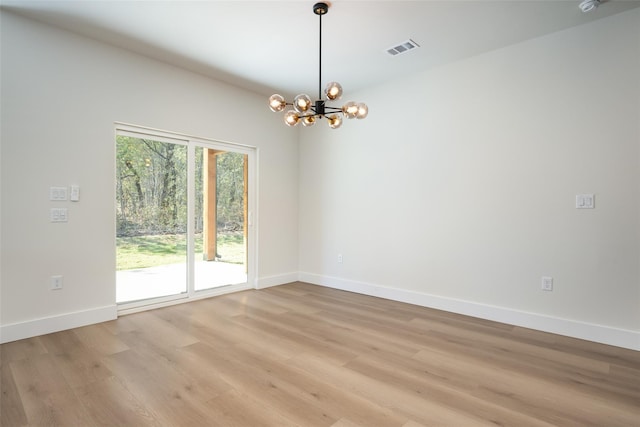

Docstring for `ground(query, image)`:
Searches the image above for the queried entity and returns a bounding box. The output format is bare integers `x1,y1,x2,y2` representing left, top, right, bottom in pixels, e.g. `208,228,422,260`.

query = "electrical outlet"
51,275,63,290
541,276,553,291
337,254,343,263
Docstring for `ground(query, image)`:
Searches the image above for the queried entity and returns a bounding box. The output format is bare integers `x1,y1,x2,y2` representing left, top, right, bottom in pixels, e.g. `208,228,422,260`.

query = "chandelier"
268,2,368,129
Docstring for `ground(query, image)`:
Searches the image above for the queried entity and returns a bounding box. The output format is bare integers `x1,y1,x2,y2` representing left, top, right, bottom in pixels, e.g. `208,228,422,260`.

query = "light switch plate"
50,186,68,201
50,208,68,222
576,194,594,209
70,185,80,201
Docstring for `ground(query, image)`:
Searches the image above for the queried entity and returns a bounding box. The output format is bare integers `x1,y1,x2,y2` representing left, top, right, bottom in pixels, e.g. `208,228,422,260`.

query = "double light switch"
575,194,594,209
50,185,79,222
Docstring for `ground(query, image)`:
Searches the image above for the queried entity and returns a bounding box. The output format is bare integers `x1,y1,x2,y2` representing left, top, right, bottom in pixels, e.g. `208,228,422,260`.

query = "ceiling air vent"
386,39,420,56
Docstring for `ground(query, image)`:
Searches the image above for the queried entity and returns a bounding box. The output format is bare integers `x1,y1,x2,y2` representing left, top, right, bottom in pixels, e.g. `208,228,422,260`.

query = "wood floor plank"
1,360,28,426
72,323,130,356
1,282,638,426
229,313,360,366
330,418,365,427
74,375,162,427
100,348,218,426
401,421,428,427
160,308,302,362
231,343,410,427
205,389,301,427
412,317,612,374
235,309,420,362
344,353,557,427
116,327,235,400
179,342,339,426
117,310,199,350
52,347,114,390
0,337,48,364
287,352,497,426
9,354,95,426
413,347,640,426
37,330,84,356
245,286,326,315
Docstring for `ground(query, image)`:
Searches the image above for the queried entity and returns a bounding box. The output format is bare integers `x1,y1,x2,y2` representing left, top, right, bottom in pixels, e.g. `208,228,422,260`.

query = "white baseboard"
256,272,299,289
0,272,294,343
298,272,640,351
0,305,117,344
4,275,637,351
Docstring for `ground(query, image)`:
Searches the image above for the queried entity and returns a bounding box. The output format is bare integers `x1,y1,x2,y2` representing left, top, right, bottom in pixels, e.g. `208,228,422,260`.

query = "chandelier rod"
318,9,323,100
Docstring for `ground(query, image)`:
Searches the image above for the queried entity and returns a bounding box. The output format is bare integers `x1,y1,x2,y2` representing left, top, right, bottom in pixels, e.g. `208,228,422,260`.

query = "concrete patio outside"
116,260,247,303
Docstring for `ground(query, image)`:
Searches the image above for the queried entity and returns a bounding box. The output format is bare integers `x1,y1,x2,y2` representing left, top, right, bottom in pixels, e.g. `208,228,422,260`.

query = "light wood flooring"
1,282,639,426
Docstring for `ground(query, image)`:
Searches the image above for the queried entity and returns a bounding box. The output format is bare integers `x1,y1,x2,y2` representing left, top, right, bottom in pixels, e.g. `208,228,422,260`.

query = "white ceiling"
2,0,639,98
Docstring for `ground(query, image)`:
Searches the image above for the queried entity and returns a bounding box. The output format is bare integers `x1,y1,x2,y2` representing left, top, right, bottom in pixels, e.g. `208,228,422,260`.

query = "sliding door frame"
115,123,258,315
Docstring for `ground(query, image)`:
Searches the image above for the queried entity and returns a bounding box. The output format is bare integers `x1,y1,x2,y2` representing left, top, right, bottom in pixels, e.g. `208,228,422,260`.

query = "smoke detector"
579,0,600,13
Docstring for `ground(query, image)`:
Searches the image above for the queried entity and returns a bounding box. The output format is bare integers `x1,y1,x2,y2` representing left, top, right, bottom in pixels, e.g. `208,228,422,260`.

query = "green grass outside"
116,233,245,270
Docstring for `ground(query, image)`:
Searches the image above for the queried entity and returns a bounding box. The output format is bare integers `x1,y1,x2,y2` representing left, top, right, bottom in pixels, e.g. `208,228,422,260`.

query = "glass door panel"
116,135,188,303
194,148,248,291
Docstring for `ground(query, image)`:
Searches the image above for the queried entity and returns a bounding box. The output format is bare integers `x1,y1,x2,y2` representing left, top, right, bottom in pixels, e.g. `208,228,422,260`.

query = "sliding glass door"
116,134,188,303
193,147,248,291
115,126,255,310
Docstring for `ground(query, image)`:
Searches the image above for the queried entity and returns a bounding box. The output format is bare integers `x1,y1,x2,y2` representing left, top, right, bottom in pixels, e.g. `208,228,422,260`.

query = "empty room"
1,1,639,425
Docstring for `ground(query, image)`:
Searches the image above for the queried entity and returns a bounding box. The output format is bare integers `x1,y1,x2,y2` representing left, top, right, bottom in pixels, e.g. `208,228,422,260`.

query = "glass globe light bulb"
324,82,343,101
302,115,316,127
356,103,368,119
268,94,286,112
294,94,312,113
327,114,343,129
342,101,358,119
284,110,300,126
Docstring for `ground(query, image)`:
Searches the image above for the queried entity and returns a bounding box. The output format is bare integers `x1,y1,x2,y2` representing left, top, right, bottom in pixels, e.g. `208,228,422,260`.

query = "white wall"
299,9,640,350
0,11,299,342
2,8,638,350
